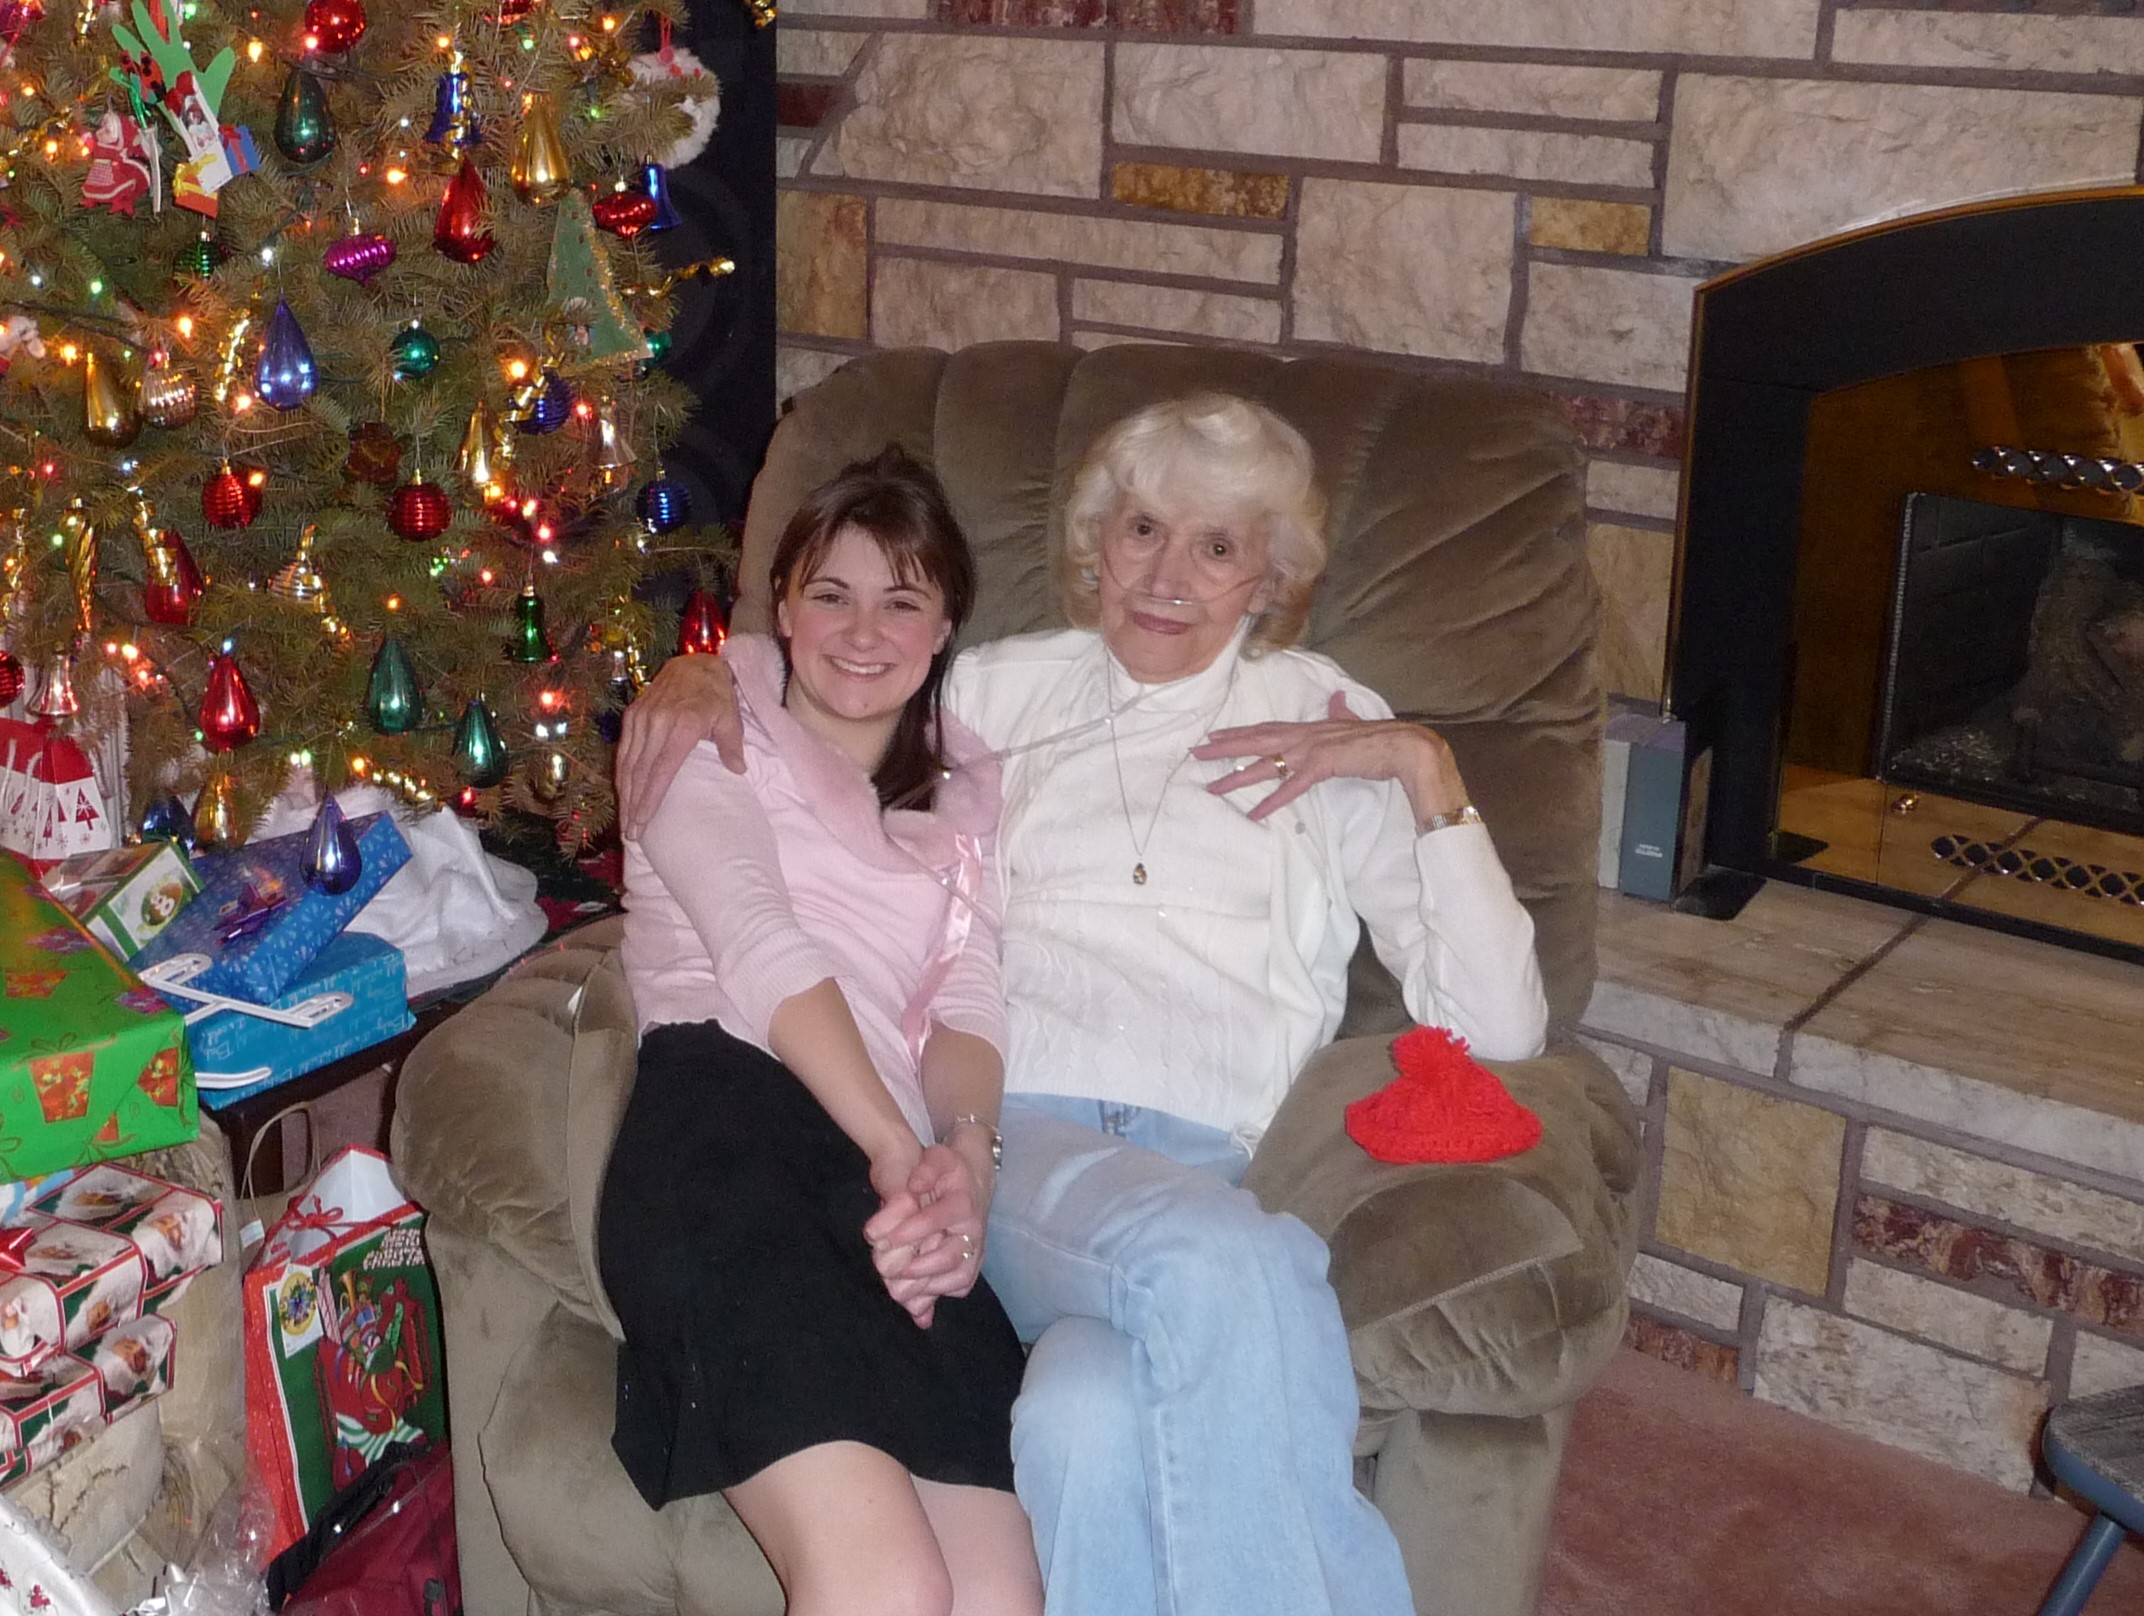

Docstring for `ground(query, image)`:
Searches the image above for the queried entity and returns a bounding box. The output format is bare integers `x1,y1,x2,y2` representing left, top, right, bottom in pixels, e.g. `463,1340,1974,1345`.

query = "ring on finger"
959,1231,977,1264
1270,754,1292,780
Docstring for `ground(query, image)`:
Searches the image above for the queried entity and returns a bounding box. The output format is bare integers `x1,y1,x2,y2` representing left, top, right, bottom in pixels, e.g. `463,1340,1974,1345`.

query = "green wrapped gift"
0,856,197,1181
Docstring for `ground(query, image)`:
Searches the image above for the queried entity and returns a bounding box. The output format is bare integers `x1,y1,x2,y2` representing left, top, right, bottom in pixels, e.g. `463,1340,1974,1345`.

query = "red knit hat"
1344,1026,1542,1165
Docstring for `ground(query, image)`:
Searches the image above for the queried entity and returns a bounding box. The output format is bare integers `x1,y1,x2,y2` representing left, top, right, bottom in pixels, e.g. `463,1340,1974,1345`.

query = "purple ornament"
255,298,316,410
324,230,397,285
302,794,364,895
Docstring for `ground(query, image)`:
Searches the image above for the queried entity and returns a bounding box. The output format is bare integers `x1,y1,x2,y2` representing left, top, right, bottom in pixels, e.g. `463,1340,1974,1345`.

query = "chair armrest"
391,920,631,1327
1244,1035,1640,1421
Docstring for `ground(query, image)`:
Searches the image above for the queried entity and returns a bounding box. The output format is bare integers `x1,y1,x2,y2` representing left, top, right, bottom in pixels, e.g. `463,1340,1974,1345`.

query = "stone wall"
771,0,2144,703
1583,883,2144,1491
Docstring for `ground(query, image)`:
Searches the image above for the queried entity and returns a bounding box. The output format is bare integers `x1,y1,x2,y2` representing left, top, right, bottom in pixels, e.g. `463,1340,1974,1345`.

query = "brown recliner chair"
390,342,1642,1616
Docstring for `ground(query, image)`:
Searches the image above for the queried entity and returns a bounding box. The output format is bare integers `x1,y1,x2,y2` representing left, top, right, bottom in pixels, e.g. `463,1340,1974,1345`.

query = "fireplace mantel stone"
1580,883,2144,1490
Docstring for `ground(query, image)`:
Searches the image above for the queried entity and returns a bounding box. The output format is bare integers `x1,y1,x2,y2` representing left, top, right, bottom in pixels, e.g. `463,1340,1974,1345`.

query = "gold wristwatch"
1422,804,1483,834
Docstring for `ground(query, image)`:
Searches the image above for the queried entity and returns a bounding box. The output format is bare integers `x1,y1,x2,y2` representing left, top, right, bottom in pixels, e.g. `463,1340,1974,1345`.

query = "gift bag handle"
239,1099,319,1203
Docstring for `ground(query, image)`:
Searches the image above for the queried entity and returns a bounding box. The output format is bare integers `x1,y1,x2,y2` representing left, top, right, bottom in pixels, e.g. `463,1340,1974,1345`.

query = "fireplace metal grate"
1930,836,2144,905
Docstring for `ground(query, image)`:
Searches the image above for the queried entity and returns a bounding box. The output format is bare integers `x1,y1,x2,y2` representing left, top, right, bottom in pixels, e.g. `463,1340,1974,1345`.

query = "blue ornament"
636,476,690,534
640,160,682,233
517,368,573,436
255,299,316,411
302,793,363,894
140,793,196,849
424,63,480,149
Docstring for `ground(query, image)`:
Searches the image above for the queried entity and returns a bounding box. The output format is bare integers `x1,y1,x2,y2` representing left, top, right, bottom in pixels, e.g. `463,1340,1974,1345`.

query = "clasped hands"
865,1138,993,1330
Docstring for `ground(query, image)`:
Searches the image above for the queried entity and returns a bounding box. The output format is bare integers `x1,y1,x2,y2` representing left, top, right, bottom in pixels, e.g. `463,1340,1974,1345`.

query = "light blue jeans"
981,1093,1414,1616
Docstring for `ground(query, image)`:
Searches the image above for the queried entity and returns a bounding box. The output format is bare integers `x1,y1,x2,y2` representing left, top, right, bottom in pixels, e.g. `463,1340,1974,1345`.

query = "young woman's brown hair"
767,445,977,810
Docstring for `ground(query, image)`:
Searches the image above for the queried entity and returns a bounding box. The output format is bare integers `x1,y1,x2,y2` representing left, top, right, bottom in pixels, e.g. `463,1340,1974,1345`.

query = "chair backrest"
733,342,1603,1027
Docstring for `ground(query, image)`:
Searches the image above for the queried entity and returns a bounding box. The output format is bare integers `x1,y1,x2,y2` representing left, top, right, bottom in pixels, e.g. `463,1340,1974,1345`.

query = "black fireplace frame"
1672,184,2144,958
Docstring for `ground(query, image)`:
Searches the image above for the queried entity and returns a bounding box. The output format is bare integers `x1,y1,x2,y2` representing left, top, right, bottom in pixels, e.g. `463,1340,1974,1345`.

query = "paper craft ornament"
80,107,155,215
545,192,649,372
110,0,248,215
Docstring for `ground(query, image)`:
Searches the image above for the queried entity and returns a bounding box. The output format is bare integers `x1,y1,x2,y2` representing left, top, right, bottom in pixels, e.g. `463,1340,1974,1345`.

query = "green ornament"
636,327,672,379
545,191,652,375
453,697,507,787
507,584,554,664
390,322,441,381
273,64,335,165
174,231,227,280
365,637,423,734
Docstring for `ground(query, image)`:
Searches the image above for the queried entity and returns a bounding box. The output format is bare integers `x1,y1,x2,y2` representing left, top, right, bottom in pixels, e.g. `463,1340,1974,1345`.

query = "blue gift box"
131,814,412,1005
189,932,413,1109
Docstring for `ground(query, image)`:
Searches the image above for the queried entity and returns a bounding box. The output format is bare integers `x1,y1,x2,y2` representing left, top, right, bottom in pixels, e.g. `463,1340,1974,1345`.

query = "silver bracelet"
942,1113,1003,1173
1422,803,1483,834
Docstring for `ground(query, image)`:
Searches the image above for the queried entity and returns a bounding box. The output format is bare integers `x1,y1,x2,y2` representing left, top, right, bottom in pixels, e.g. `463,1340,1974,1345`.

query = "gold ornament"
592,395,636,487
61,498,96,636
269,523,332,612
213,314,253,405
81,349,142,448
194,771,243,849
140,350,200,429
457,399,507,494
509,94,572,205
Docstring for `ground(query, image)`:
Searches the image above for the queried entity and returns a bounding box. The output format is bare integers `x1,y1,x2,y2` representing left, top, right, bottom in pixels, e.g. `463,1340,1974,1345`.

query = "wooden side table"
211,998,463,1194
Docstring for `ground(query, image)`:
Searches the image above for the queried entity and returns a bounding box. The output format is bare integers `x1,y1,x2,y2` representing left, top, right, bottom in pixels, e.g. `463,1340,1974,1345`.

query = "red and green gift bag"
0,855,197,1180
243,1146,448,1557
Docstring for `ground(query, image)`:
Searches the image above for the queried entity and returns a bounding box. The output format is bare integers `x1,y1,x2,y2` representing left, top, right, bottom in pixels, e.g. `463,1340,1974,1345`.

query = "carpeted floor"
1544,1350,2144,1616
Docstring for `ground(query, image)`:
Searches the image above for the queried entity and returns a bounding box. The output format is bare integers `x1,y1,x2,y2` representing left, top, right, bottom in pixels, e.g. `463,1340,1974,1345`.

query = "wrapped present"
0,856,197,1182
89,1312,175,1421
192,933,412,1107
132,815,411,1005
0,1174,75,1226
40,841,201,958
0,1164,221,1373
0,1351,103,1486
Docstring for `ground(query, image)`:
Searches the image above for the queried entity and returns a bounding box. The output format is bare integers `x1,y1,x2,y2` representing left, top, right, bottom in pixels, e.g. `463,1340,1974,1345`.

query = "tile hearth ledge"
1583,884,2144,1185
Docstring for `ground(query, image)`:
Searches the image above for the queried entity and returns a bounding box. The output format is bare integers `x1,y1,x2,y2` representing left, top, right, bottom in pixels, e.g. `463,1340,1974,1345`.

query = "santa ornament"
627,32,719,168
80,107,157,215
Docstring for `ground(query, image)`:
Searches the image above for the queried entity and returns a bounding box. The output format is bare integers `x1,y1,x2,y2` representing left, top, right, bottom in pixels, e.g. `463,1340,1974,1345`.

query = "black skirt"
597,1019,1025,1505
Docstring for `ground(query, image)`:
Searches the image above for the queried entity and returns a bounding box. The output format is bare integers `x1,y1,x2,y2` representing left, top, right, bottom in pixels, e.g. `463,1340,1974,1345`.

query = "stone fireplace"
1675,188,2144,960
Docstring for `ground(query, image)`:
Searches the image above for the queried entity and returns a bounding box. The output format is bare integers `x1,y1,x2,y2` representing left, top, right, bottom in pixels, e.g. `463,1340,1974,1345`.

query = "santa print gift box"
131,814,411,1005
0,1163,222,1375
40,841,202,959
0,855,197,1181
0,1352,104,1486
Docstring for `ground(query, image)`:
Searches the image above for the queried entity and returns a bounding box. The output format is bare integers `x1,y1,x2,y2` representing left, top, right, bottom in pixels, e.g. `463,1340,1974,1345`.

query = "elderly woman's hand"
864,1142,992,1328
616,652,748,838
1195,691,1473,831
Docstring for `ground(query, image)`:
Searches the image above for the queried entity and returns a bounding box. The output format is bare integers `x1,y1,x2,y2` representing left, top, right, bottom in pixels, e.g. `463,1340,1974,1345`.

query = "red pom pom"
1344,1026,1541,1165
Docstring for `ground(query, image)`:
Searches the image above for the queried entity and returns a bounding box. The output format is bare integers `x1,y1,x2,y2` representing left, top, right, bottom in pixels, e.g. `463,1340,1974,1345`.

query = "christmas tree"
0,0,740,853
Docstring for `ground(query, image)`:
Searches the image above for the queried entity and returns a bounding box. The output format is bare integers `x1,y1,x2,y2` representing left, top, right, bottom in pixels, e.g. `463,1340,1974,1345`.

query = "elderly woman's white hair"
1057,392,1328,654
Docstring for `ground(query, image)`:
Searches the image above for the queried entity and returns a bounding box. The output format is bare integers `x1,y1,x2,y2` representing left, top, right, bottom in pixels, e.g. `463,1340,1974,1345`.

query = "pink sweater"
620,634,1005,1144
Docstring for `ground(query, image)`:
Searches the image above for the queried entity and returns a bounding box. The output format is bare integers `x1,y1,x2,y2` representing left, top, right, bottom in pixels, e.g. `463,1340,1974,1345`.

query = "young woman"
599,448,1041,1616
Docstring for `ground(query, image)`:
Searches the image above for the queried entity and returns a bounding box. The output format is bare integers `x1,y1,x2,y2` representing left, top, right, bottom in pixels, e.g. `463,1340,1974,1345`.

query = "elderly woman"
619,393,1547,1616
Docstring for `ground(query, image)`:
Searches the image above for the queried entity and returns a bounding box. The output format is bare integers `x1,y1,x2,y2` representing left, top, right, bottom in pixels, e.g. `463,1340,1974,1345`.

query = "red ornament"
590,187,658,240
676,588,727,656
494,0,536,19
387,475,452,542
197,650,261,752
0,649,21,706
302,0,365,51
142,532,206,626
203,463,264,529
433,157,495,264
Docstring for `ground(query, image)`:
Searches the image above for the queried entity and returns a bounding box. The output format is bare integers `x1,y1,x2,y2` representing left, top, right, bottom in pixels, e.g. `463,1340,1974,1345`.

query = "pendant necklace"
1102,655,1237,887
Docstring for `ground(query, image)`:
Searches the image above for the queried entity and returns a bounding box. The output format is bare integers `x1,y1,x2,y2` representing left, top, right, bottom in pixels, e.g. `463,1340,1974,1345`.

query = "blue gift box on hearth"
131,814,412,1005
188,932,413,1107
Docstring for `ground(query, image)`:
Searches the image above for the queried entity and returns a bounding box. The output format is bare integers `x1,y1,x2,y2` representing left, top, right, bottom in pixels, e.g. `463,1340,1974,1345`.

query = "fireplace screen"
1879,495,2144,841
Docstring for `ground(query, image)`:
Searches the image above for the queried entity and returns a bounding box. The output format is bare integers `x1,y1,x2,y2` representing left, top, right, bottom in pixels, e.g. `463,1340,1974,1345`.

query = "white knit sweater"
945,626,1547,1148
